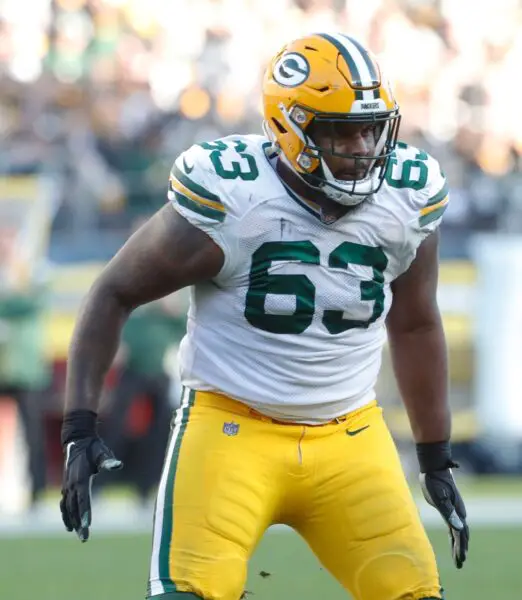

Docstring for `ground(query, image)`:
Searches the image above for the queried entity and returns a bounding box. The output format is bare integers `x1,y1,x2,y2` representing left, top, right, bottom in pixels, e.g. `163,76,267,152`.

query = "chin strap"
318,158,373,206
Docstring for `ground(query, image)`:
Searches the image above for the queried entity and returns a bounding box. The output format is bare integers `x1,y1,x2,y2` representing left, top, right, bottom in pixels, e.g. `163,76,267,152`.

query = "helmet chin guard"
316,159,383,207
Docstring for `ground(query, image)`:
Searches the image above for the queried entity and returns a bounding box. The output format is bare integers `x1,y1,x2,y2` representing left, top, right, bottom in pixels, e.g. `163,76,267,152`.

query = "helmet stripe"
340,34,380,86
317,33,364,99
318,33,379,90
330,33,377,87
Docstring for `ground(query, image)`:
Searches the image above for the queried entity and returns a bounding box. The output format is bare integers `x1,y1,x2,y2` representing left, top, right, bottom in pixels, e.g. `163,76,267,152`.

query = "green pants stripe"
147,387,196,597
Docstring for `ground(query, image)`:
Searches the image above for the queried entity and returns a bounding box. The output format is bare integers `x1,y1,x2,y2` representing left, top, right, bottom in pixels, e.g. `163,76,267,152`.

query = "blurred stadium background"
1,0,522,598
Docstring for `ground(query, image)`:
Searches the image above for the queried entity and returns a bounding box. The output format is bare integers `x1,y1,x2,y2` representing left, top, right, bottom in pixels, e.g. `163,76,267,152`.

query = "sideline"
1,496,521,538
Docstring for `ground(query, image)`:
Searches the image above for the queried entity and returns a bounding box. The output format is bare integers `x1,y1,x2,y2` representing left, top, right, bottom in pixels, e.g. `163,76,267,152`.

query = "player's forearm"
388,319,451,443
64,282,131,414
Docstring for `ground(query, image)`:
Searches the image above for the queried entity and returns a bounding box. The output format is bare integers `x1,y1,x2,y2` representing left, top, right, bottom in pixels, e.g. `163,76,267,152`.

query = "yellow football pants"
147,388,442,600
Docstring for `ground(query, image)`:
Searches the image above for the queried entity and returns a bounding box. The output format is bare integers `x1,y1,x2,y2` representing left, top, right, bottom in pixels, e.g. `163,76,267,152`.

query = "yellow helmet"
262,33,401,206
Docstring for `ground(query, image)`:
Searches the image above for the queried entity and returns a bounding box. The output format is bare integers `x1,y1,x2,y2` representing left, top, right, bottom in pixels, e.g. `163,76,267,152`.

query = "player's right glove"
60,410,123,542
417,441,469,569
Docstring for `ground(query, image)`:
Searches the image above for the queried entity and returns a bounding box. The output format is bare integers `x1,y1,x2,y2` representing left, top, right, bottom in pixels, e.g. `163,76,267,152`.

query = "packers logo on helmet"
262,32,401,207
273,52,310,88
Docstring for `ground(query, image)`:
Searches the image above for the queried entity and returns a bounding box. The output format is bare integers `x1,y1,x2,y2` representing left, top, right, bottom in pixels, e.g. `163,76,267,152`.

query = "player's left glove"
60,410,122,542
417,441,469,569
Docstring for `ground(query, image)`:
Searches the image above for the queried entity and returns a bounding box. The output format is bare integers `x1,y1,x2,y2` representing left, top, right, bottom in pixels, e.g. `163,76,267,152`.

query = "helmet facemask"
289,105,401,207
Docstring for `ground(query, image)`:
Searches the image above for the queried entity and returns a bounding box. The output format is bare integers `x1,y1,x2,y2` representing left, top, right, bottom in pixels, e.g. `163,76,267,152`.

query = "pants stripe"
148,387,195,597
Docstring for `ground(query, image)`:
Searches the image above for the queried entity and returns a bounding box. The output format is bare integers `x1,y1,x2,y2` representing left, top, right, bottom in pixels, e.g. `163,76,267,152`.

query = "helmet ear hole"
272,118,287,134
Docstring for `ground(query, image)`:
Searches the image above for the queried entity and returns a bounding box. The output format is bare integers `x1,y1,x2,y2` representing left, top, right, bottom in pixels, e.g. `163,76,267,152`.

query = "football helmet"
263,33,401,206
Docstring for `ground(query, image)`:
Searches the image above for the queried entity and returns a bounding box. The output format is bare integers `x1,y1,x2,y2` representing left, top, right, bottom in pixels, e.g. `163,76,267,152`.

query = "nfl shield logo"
223,422,240,436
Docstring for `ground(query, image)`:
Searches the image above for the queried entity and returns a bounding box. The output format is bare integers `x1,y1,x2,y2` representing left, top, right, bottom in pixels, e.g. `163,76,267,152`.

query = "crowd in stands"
1,0,522,259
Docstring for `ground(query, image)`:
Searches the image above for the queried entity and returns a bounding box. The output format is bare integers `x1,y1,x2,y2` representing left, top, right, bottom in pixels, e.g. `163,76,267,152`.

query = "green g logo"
273,52,310,88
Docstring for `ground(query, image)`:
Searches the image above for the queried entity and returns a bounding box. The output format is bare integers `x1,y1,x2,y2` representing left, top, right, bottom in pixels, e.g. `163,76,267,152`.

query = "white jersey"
168,134,449,423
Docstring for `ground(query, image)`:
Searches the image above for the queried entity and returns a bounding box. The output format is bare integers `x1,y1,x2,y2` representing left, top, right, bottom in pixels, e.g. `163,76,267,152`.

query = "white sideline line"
1,497,522,538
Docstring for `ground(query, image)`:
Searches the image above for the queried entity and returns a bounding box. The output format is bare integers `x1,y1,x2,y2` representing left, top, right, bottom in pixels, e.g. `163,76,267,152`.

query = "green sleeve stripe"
427,180,449,206
171,164,222,204
172,190,225,222
419,204,447,227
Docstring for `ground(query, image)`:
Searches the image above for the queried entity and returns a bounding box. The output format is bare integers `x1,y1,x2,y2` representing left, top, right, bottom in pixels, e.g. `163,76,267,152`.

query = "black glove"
417,441,469,569
60,410,122,542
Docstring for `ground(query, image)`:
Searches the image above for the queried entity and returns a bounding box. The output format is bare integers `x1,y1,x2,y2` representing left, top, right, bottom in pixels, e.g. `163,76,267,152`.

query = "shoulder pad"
168,135,270,225
386,141,449,233
168,143,226,224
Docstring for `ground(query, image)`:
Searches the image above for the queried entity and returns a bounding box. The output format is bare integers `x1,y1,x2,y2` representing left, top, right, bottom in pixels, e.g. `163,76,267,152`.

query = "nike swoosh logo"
346,425,370,437
182,157,194,174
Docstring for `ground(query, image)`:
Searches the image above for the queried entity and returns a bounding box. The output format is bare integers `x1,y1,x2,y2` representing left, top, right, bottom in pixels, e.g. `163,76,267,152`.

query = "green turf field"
1,526,519,599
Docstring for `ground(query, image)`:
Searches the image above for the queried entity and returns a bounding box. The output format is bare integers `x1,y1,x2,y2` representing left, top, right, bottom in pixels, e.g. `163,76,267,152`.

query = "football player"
60,32,469,600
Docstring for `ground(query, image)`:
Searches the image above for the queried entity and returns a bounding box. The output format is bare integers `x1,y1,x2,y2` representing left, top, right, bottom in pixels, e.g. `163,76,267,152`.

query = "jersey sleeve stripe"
171,164,222,204
171,188,226,222
169,176,225,213
419,199,448,227
420,195,449,217
426,180,449,207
